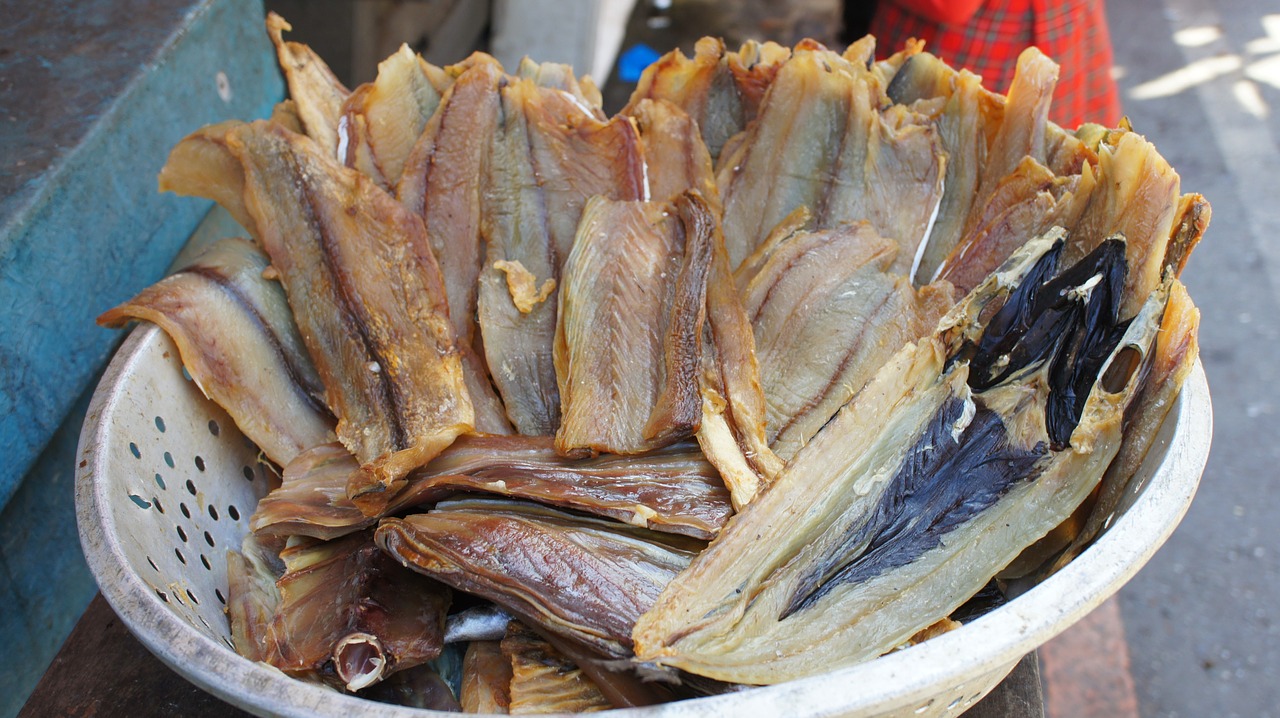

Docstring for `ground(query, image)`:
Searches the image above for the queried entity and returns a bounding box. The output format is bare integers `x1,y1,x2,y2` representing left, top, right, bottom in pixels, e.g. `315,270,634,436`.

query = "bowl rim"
76,323,1213,717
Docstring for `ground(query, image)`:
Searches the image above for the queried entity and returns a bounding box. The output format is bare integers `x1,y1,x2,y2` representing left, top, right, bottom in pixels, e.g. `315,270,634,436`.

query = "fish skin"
478,77,647,435
224,120,473,513
266,13,349,156
716,48,945,273
555,195,712,456
339,45,452,190
741,222,955,460
398,58,513,435
252,438,731,540
633,234,1165,684
629,99,720,212
98,238,334,467
376,499,702,660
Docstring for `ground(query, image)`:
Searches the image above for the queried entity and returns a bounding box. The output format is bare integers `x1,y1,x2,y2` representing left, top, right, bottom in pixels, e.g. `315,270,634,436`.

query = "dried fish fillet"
716,48,945,272
633,234,1167,684
253,438,730,540
460,640,512,713
99,238,334,466
266,13,349,155
229,531,451,690
628,99,719,211
696,210,784,509
740,223,954,460
397,58,512,434
502,621,611,714
221,121,474,511
555,195,712,455
157,121,256,234
377,499,702,660
339,44,452,189
478,77,647,434
624,37,791,162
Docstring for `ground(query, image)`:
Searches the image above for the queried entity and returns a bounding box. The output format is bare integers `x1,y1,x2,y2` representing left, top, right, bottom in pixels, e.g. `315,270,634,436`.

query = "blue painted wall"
0,1,283,714
0,0,284,512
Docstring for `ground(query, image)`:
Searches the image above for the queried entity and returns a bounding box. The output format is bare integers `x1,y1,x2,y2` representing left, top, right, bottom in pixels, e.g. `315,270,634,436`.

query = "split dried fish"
99,238,334,467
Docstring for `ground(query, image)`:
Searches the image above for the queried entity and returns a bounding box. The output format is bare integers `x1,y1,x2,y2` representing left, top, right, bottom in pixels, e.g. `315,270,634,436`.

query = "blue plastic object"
618,43,662,82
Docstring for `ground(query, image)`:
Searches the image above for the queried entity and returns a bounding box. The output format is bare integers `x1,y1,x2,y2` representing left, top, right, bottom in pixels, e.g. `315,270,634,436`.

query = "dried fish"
740,222,954,460
99,238,334,466
376,499,702,659
502,621,611,714
252,438,729,540
397,57,512,434
339,45,452,189
222,121,474,511
460,640,512,713
633,233,1169,683
266,13,349,155
477,76,647,434
555,194,712,455
624,37,791,162
716,47,945,273
628,99,719,211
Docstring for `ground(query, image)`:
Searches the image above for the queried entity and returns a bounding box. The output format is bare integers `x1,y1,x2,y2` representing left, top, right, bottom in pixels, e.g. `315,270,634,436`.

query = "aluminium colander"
76,323,1212,717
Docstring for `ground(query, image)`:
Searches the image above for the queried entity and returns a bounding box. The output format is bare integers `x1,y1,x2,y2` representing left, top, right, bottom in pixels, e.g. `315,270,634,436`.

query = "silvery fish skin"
252,438,731,540
555,194,712,455
338,44,453,190
477,76,647,435
716,47,946,274
376,499,703,660
223,121,474,512
266,13,349,156
633,232,1168,684
739,221,954,461
98,238,334,467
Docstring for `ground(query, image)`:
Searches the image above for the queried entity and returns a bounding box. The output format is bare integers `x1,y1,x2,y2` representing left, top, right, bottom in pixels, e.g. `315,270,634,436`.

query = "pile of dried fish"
101,12,1207,711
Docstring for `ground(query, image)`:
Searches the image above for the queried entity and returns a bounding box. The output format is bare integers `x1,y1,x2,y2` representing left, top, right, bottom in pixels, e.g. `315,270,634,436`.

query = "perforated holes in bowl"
175,548,187,565
156,589,169,603
164,451,174,468
215,588,226,605
185,479,197,496
204,531,216,548
187,589,200,606
208,504,219,521
242,465,254,482
147,556,159,572
180,502,191,519
208,419,220,437
227,504,240,521
155,416,166,433
128,494,151,510
153,497,164,514
201,554,212,571
176,525,188,543
195,455,206,472
914,700,934,714
130,442,141,459
154,473,166,490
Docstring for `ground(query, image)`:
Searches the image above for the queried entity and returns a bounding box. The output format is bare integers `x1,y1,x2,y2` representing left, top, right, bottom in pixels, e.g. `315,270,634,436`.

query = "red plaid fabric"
870,0,1121,129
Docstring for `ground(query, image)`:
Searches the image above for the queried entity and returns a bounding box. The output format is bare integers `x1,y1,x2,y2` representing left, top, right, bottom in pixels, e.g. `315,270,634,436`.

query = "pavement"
1091,0,1280,716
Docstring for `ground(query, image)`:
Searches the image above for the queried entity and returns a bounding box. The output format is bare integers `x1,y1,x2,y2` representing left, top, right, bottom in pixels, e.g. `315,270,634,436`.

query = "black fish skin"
969,238,1130,448
784,395,1046,617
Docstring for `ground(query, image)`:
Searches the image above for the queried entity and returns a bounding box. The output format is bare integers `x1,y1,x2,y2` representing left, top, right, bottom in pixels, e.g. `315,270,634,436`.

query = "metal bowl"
76,323,1212,717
